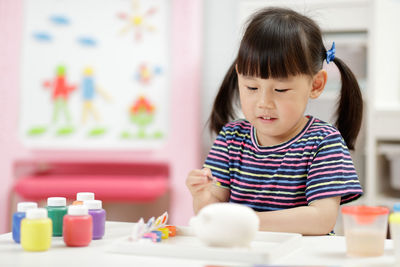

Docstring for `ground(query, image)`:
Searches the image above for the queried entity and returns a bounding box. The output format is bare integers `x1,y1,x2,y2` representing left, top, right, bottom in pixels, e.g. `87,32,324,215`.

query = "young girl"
186,7,363,235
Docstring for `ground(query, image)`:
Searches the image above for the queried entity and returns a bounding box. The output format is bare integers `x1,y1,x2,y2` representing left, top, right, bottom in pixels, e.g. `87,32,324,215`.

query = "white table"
0,221,397,267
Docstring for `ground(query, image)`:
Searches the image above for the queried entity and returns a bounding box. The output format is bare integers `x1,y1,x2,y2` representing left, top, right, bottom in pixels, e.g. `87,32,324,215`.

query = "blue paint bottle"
12,202,38,243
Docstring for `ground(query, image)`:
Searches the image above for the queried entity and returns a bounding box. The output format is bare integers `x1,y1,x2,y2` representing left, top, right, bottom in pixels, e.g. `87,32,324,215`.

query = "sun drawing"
118,0,158,41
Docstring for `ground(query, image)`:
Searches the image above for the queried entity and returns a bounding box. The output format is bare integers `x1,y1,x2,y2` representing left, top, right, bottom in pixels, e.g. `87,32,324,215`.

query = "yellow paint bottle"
21,208,52,252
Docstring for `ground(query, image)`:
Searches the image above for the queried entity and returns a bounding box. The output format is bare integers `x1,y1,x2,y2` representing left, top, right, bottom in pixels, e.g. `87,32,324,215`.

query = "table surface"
0,221,397,267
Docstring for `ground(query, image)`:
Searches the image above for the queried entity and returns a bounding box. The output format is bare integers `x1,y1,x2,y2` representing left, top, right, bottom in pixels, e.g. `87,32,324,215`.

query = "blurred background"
1,0,400,235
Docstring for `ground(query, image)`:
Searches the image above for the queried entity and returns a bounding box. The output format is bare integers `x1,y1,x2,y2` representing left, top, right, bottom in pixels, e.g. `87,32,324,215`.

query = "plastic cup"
342,205,389,257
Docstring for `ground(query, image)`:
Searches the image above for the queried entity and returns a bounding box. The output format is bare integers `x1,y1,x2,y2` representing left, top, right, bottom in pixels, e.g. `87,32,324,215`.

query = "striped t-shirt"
203,117,363,211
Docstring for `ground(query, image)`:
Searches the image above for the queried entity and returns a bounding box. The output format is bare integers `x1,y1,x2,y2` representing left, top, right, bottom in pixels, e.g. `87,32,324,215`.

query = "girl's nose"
257,90,275,109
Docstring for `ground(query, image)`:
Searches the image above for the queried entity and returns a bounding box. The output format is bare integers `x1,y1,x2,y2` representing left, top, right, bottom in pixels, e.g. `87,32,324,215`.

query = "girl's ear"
310,70,327,99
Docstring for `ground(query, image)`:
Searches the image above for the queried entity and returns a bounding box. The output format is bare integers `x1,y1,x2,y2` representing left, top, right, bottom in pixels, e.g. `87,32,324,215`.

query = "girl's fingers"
192,183,210,194
186,169,215,195
202,168,215,182
189,169,206,176
188,175,207,185
202,168,212,177
186,170,207,189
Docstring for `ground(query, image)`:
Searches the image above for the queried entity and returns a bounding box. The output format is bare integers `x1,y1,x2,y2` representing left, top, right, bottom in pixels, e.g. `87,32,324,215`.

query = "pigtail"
209,60,239,135
332,57,363,150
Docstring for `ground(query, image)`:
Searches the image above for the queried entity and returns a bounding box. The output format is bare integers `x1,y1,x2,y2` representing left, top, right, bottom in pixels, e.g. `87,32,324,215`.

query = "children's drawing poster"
19,0,170,150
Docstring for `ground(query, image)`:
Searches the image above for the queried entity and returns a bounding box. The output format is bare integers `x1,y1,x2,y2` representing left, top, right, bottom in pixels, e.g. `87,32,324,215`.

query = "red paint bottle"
63,205,92,247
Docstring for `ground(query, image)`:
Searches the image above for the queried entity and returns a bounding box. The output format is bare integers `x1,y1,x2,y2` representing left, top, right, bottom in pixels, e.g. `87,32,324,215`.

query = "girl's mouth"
259,116,276,122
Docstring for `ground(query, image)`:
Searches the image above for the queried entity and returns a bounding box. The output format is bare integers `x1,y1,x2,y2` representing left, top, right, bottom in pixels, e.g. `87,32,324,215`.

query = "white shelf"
372,109,400,139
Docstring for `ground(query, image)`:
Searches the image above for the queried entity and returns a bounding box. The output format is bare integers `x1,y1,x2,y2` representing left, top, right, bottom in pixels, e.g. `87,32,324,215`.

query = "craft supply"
342,205,389,257
153,212,168,230
129,211,170,242
390,203,400,262
150,230,162,242
130,218,146,241
144,217,155,232
166,225,176,237
63,205,93,247
84,200,106,240
142,232,158,242
190,203,259,247
46,197,67,236
21,208,52,252
157,227,169,239
73,192,95,205
12,202,38,243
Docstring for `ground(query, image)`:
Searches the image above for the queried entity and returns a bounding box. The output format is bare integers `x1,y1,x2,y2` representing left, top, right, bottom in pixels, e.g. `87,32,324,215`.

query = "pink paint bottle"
63,205,92,247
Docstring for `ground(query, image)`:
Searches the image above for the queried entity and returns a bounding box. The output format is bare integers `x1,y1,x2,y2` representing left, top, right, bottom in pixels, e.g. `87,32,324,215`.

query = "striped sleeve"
305,132,363,204
203,127,231,189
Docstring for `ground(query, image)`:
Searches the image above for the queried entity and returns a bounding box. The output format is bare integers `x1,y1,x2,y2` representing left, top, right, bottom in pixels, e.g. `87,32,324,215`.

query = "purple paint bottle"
83,200,106,240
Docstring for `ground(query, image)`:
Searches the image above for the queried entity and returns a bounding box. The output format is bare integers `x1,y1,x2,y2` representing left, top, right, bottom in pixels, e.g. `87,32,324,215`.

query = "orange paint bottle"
72,192,95,205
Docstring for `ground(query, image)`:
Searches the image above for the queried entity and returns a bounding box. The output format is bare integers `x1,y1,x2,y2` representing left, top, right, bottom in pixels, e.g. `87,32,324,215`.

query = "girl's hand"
186,168,215,197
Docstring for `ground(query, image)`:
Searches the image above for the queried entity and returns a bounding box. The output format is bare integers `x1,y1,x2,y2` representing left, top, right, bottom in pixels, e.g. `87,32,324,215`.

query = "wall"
0,0,25,234
201,0,240,159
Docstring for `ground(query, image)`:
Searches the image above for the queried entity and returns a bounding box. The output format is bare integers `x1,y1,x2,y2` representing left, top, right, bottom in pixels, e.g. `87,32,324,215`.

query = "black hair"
209,7,363,150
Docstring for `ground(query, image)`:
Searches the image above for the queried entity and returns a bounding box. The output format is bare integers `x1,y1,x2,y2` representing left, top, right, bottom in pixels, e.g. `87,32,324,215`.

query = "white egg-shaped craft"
190,203,260,247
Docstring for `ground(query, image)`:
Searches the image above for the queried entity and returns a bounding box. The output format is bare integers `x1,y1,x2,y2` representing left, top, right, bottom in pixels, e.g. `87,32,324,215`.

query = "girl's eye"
246,86,258,91
275,88,289,93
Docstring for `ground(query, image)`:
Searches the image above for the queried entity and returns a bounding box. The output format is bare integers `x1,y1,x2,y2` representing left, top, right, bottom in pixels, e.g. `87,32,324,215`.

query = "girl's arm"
257,196,341,235
193,184,230,214
186,168,230,214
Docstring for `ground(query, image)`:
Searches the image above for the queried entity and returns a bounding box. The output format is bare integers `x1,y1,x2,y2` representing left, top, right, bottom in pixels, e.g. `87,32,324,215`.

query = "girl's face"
237,71,326,147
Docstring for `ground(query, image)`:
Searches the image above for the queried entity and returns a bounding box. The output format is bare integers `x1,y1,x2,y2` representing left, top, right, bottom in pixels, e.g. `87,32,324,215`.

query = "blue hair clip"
326,42,335,64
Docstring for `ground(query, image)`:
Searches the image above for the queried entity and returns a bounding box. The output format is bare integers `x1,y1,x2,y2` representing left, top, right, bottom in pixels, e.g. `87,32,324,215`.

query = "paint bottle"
12,202,38,243
72,192,95,205
46,197,67,236
166,225,177,237
157,227,169,239
390,203,400,262
84,200,106,240
21,208,52,252
63,205,92,247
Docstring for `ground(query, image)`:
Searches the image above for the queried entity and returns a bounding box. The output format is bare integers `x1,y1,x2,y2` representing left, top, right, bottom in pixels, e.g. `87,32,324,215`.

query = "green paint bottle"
46,197,67,236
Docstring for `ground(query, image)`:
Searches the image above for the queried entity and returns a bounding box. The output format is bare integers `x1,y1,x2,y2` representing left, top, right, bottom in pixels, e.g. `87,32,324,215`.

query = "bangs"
237,12,315,79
